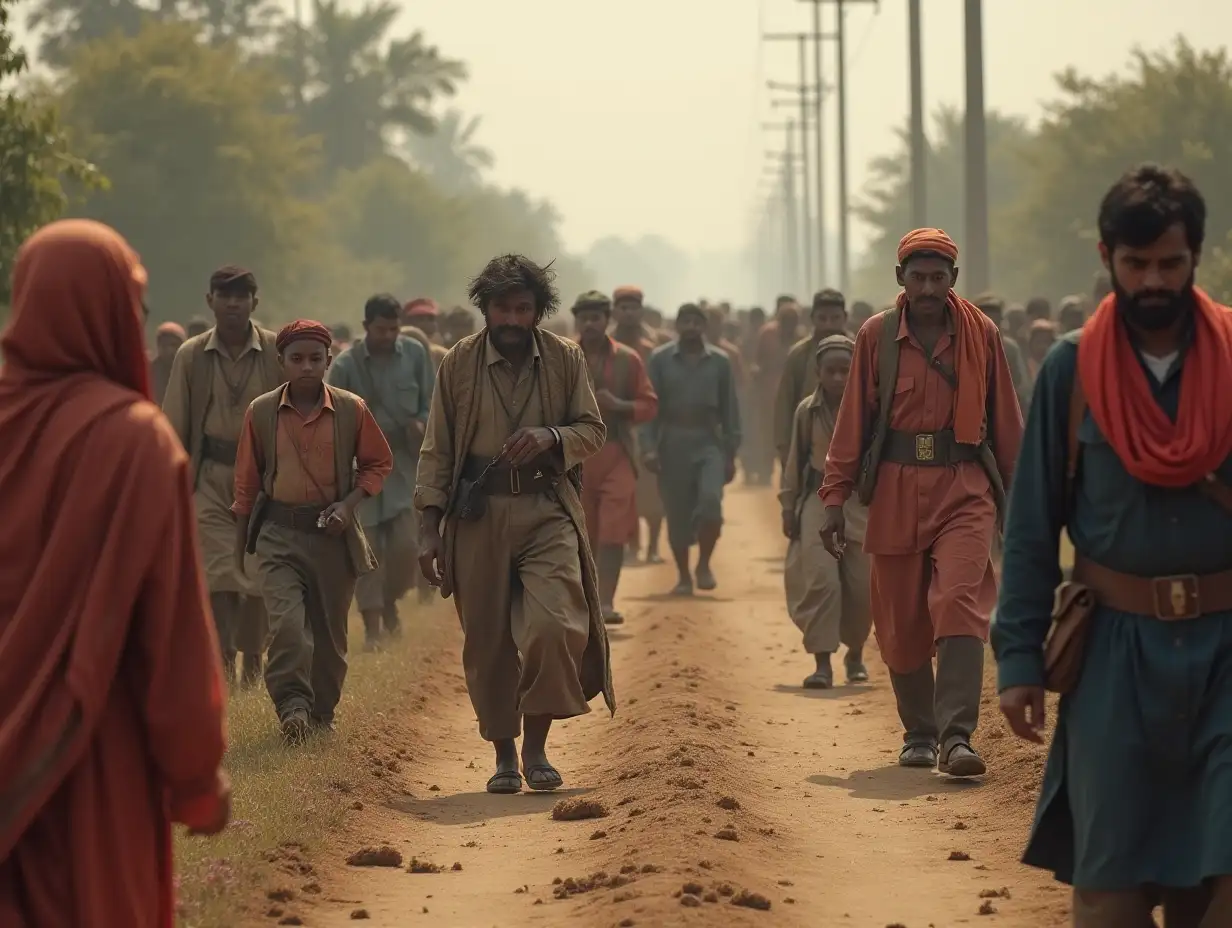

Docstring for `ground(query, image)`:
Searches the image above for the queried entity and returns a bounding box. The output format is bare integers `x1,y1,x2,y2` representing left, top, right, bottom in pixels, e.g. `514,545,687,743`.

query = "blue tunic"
993,330,1232,891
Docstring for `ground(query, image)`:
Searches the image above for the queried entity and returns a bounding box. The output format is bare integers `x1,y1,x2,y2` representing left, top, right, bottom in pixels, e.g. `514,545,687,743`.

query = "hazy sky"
364,0,1230,258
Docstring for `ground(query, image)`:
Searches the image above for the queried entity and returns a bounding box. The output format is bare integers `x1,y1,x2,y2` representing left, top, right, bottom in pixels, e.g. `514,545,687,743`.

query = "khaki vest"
184,325,285,485
248,384,377,575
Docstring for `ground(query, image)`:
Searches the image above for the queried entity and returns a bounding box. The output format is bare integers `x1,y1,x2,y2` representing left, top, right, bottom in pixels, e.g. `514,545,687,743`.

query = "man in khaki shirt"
415,255,615,797
162,266,284,684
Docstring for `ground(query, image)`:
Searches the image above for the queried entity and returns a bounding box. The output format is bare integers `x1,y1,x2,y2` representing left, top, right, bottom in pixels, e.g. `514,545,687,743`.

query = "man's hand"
418,525,444,586
999,685,1047,744
502,426,556,467
818,504,847,559
187,770,232,837
642,452,660,475
781,511,797,539
723,455,736,485
595,388,629,414
319,500,353,535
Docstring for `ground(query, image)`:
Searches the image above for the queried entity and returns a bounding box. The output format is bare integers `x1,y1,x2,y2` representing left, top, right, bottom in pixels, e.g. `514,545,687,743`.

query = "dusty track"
301,485,1070,927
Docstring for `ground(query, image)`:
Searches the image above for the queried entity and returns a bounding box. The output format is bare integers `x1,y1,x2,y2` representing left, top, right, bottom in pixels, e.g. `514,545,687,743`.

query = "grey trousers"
354,508,417,615
888,635,984,756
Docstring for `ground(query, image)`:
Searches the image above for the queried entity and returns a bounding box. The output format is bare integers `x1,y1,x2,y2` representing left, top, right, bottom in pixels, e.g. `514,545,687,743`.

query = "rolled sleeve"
353,399,394,497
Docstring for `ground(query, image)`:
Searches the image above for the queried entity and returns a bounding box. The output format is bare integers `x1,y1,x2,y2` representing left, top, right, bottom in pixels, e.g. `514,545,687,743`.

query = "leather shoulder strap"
872,307,902,432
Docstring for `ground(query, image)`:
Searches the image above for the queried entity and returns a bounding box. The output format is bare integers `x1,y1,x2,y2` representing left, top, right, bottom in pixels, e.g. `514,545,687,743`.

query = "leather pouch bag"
1043,581,1097,694
454,476,488,522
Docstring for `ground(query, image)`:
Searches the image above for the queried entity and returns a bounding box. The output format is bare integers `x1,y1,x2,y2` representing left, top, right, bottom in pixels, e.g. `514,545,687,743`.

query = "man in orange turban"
820,227,1023,778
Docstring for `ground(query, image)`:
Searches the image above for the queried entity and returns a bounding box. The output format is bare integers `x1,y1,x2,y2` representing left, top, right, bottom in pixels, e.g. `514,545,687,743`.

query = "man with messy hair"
414,254,615,795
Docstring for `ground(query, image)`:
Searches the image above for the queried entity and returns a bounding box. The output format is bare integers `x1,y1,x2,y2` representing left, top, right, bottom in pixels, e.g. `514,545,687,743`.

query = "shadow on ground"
807,764,984,801
387,786,593,826
772,682,878,701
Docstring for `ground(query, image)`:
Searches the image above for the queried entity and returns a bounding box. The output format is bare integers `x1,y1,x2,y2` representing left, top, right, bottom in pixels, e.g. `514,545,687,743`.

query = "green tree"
851,106,1036,304
1008,38,1232,302
27,0,161,66
181,0,282,48
403,108,493,193
0,0,101,297
280,0,465,175
56,21,321,319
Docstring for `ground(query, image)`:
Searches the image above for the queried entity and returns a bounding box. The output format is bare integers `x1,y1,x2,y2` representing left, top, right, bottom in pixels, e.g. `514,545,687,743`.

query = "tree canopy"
0,0,99,300
854,38,1232,306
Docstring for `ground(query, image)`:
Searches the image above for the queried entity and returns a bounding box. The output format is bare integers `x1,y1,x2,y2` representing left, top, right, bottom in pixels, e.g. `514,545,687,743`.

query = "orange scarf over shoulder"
1078,287,1232,487
895,289,990,445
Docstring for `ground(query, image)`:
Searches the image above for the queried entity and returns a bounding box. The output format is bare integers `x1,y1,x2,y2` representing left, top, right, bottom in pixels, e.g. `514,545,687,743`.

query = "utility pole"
807,0,827,286
763,121,802,292
763,32,816,293
964,0,990,292
908,0,926,228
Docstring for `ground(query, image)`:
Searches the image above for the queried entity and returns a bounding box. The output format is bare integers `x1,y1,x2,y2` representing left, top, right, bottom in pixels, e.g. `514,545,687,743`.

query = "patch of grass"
175,608,451,928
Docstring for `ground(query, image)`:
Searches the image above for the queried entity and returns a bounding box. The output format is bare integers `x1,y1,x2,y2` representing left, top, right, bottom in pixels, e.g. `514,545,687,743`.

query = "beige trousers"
451,492,592,742
783,493,872,654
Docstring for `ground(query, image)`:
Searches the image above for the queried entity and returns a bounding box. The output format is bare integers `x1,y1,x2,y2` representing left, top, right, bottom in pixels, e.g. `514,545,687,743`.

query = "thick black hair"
748,306,766,320
676,302,706,324
1098,163,1206,254
1025,296,1052,321
812,288,846,311
774,294,797,308
364,293,402,324
467,254,560,321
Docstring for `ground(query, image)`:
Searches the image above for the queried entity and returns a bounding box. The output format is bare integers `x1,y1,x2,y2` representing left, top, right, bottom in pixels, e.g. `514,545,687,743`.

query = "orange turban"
275,319,333,353
897,228,959,264
613,286,643,305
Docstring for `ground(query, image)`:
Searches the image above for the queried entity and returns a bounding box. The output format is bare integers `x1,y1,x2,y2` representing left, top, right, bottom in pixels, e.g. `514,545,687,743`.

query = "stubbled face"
676,313,705,345
812,303,847,340
207,287,256,336
817,352,851,401
777,306,800,335
575,307,609,342
364,315,401,354
1102,222,1197,332
156,333,183,359
280,339,330,390
486,287,537,351
897,256,958,311
613,299,642,330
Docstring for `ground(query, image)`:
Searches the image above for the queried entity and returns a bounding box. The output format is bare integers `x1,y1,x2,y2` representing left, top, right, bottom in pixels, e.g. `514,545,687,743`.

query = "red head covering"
404,297,438,318
0,220,227,917
156,321,187,341
613,286,644,305
897,228,959,264
276,319,333,353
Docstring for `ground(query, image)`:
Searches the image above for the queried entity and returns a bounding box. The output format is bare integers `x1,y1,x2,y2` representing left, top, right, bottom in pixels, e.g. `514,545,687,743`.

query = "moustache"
1117,286,1190,332
492,325,532,341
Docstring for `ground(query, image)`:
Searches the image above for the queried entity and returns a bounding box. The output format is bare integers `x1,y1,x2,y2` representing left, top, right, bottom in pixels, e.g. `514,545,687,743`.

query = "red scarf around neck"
1077,287,1232,487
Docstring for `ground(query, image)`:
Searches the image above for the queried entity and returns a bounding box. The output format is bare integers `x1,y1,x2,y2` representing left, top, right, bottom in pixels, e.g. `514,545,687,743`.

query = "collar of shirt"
354,335,407,362
204,322,263,357
278,383,334,420
895,301,957,342
484,331,541,367
670,340,719,360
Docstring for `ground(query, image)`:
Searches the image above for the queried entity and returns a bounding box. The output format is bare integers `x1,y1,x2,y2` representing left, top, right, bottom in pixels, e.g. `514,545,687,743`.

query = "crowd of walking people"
1,162,1229,927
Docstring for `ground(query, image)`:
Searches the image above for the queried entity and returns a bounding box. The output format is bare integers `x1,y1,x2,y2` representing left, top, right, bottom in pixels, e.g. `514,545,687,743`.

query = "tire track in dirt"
307,486,1070,927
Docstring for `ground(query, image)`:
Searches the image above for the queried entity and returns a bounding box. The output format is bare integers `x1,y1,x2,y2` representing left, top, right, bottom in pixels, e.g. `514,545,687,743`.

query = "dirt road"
308,485,1071,927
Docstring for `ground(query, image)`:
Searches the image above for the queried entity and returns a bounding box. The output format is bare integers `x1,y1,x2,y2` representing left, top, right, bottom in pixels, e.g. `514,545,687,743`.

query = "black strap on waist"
461,454,555,496
201,435,239,466
264,500,327,533
880,428,981,466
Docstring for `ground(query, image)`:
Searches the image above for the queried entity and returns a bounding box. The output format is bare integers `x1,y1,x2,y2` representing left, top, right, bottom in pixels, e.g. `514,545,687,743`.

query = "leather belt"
201,435,239,466
264,500,327,533
461,454,554,496
1072,554,1232,621
881,428,981,466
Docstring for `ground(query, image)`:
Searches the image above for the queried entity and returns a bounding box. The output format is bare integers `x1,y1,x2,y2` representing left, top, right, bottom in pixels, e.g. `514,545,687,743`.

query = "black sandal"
485,770,523,794
523,764,564,792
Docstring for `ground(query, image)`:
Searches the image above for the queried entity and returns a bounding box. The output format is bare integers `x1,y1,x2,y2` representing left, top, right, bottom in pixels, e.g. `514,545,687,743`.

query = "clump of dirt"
551,797,609,821
407,857,443,874
350,909,370,920
451,862,463,871
980,887,1012,899
680,894,701,907
714,827,739,842
949,851,972,861
681,881,704,895
266,888,294,902
731,889,771,910
346,846,402,868
551,870,635,900
716,796,741,811
277,917,304,926
979,900,998,915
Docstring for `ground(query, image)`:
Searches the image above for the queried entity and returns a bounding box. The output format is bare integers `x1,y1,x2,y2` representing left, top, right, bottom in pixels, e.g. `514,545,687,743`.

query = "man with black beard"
995,164,1232,927
414,255,614,795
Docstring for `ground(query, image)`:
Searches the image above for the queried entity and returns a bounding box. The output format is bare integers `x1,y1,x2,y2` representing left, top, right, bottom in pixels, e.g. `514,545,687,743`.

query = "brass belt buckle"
1152,574,1200,620
510,468,522,495
914,433,935,463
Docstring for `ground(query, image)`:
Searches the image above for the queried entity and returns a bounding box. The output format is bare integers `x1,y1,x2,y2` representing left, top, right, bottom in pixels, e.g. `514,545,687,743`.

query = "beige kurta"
163,325,280,595
780,392,871,655
415,330,613,741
